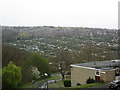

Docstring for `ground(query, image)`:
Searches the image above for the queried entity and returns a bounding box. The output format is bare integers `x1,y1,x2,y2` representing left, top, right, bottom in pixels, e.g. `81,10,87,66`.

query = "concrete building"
70,60,120,86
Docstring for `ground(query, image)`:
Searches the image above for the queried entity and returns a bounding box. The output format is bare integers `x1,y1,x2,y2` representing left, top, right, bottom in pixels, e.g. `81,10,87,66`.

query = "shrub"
86,77,95,84
64,79,71,87
98,80,104,83
77,83,81,86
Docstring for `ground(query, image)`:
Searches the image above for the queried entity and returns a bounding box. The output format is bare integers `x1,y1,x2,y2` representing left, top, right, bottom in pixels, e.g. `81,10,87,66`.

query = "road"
38,81,46,88
38,79,62,88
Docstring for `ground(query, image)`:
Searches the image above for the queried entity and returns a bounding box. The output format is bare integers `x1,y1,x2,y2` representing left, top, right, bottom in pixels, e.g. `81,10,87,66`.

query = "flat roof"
70,60,120,69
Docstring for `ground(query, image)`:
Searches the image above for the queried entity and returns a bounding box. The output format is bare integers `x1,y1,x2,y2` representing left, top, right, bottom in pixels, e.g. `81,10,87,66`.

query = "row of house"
70,60,120,86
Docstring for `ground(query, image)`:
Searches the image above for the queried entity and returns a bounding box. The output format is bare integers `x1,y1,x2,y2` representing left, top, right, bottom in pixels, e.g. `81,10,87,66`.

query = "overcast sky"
0,0,120,29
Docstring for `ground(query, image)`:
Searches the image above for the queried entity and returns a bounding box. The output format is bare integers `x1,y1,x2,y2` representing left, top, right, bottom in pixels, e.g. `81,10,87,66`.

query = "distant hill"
2,26,118,42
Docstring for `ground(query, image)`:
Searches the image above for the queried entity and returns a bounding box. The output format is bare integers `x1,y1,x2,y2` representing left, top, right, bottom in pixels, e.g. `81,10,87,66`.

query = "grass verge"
19,73,62,88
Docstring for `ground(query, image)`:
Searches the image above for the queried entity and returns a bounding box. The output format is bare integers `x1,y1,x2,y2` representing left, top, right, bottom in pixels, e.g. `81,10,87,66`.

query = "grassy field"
20,73,62,88
48,80,64,88
48,81,106,89
19,73,106,89
68,82,106,88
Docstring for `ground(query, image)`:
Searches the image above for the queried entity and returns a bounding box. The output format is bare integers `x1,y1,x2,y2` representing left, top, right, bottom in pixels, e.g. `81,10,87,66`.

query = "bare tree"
54,50,72,80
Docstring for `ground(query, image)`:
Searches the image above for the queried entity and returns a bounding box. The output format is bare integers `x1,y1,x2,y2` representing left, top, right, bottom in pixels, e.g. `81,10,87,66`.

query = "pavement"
38,79,62,88
38,81,46,88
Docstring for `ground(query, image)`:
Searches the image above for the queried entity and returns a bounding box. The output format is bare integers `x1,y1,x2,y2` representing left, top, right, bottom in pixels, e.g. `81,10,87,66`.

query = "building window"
116,69,119,73
95,70,100,76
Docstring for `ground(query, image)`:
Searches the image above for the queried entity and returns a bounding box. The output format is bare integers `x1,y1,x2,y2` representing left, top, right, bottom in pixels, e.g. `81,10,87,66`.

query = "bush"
77,83,81,86
64,79,71,87
98,80,104,83
2,61,22,88
86,77,95,84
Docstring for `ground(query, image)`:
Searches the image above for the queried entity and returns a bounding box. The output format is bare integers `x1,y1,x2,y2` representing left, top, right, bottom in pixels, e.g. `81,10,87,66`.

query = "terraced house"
70,60,120,86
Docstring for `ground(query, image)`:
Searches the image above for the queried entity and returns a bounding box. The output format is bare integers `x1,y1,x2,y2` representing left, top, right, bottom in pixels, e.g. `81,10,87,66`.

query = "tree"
2,44,32,85
17,32,26,40
27,53,50,78
31,66,40,80
2,29,18,42
2,61,22,88
54,50,72,80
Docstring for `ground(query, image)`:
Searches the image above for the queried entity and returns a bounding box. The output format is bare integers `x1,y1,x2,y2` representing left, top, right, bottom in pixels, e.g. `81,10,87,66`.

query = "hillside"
2,26,118,63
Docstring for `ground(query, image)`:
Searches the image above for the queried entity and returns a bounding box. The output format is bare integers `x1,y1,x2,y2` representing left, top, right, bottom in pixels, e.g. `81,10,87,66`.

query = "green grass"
20,79,45,88
20,73,62,88
48,80,106,89
68,82,106,89
19,73,106,89
48,80,64,88
48,74,61,80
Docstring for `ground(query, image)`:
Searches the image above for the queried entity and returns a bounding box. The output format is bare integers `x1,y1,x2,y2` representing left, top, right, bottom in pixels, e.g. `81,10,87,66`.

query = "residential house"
70,60,120,86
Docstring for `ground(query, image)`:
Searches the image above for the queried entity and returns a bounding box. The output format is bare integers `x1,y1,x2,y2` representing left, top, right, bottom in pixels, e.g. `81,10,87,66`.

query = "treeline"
2,44,50,88
2,29,19,42
2,26,118,42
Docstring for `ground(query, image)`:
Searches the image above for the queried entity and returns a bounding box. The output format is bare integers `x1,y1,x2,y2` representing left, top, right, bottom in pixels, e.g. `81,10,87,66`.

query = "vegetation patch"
86,77,95,84
48,80,64,88
68,82,106,89
64,79,71,87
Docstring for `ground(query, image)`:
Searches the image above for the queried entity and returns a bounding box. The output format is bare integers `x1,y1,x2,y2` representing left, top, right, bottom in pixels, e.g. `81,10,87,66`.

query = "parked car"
109,80,120,89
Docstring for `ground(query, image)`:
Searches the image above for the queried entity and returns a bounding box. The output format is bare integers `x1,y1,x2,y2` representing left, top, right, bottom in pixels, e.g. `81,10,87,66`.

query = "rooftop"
71,60,120,70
